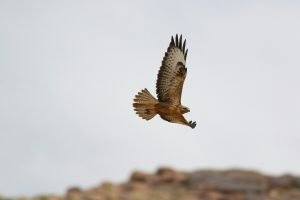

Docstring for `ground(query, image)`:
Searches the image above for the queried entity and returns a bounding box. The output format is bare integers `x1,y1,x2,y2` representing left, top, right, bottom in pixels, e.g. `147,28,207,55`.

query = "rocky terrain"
2,167,300,200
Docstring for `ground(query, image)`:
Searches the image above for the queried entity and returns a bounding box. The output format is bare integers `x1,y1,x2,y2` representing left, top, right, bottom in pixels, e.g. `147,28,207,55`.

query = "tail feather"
133,88,158,120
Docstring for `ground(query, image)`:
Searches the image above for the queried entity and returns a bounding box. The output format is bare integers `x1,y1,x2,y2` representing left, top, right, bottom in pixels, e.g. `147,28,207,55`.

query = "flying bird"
133,34,196,128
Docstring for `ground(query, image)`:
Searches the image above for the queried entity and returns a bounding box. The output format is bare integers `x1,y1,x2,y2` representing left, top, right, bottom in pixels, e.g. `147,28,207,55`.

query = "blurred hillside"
2,167,300,200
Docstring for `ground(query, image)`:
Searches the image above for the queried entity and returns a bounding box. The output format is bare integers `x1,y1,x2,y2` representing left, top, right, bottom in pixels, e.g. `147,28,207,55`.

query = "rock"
66,187,83,200
268,174,296,189
5,167,300,200
188,169,268,193
130,171,152,183
155,167,188,184
84,182,119,200
295,177,300,188
122,182,149,192
269,189,300,200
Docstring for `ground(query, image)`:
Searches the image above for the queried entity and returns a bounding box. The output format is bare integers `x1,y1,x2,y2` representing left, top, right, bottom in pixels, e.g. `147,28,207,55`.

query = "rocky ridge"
2,167,300,200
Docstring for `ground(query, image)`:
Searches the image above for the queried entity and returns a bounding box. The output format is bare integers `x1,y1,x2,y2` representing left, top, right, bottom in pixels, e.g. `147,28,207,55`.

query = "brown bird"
133,34,196,128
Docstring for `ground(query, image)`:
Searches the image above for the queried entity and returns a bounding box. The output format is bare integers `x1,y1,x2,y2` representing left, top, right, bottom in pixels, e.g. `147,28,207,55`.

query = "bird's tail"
133,88,158,120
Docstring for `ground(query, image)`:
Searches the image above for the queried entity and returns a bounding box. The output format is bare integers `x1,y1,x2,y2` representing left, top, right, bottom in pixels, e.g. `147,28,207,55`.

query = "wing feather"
160,114,189,126
156,34,188,105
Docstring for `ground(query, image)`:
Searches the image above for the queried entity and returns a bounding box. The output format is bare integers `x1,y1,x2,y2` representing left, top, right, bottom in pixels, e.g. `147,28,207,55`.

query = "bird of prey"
133,34,196,128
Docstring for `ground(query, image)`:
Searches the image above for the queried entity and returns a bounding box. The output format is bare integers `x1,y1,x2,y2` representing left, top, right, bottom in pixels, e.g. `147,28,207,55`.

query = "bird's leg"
188,121,197,129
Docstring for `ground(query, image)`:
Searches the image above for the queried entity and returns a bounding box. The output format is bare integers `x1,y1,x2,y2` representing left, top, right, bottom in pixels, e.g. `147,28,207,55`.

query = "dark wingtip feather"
184,49,188,60
179,34,182,49
169,34,188,60
170,36,175,46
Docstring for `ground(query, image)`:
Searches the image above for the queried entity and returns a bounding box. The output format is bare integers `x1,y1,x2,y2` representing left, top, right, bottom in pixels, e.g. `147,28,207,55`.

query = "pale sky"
1,0,300,196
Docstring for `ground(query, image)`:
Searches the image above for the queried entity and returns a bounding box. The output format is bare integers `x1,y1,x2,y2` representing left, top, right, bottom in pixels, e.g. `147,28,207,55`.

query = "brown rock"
270,189,300,200
268,174,296,189
85,182,119,200
189,169,268,193
155,167,188,184
66,187,83,200
130,171,151,183
5,167,300,200
122,182,149,192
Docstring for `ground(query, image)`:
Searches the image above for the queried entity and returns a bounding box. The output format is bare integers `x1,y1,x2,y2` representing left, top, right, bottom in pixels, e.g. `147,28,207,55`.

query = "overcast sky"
1,0,300,197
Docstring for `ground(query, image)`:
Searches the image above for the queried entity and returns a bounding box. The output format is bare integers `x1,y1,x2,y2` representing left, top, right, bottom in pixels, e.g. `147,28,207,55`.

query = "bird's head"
181,106,190,114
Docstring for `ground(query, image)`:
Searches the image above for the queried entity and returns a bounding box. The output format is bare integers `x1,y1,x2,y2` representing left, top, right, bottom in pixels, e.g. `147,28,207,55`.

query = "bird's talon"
188,121,196,129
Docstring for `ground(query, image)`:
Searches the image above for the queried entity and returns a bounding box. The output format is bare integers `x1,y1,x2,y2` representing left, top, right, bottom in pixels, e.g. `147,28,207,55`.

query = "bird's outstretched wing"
160,114,196,129
156,34,188,106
